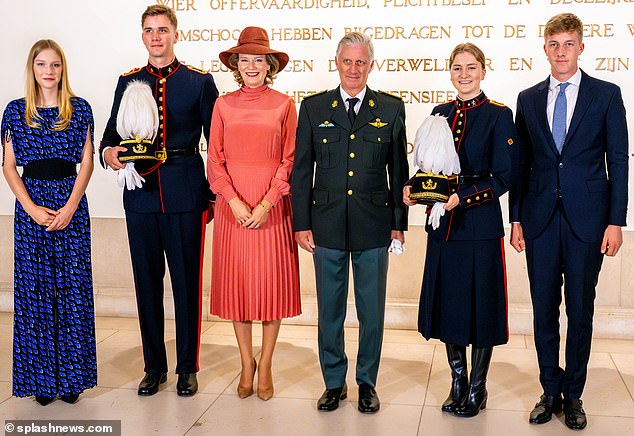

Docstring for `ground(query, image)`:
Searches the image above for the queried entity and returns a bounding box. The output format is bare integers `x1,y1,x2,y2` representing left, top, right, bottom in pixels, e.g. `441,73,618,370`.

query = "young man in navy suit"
510,13,628,430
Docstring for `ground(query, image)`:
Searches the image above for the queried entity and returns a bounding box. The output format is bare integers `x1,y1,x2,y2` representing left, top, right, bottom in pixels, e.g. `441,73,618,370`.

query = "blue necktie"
347,97,359,125
552,82,570,153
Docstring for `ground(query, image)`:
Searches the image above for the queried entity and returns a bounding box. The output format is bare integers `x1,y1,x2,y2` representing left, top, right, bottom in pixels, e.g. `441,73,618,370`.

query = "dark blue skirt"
418,237,508,347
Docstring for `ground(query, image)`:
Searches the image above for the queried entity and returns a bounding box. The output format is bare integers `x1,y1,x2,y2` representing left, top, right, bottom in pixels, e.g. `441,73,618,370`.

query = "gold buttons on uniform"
348,171,354,177
347,190,353,196
456,130,461,134
160,78,166,84
484,193,488,198
456,110,461,114
377,137,381,142
349,152,355,158
458,121,463,125
159,106,163,111
454,137,459,142
350,134,355,140
476,196,480,200
467,199,471,203
160,115,164,120
322,138,327,143
160,124,164,129
159,97,163,101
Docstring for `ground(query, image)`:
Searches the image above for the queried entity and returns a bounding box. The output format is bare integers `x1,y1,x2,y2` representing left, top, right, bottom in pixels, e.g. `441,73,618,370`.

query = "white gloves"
117,162,145,190
428,202,446,230
388,239,405,255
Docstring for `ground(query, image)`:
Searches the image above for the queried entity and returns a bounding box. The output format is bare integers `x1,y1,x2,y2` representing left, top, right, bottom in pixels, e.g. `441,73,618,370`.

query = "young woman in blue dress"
2,39,96,406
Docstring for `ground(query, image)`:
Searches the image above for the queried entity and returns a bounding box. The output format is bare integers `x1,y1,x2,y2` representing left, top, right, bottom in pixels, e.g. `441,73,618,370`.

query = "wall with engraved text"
0,0,633,225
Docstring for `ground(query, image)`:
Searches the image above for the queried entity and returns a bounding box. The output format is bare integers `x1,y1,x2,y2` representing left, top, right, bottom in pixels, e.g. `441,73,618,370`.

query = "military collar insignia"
455,92,488,110
319,120,335,128
147,58,180,78
369,118,388,128
331,99,339,108
368,99,375,108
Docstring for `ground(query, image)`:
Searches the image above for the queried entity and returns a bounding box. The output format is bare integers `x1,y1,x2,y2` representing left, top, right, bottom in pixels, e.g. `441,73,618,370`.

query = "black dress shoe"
138,372,167,396
564,398,587,430
317,383,347,411
529,394,563,424
35,395,55,406
60,394,79,404
358,383,380,414
176,373,198,397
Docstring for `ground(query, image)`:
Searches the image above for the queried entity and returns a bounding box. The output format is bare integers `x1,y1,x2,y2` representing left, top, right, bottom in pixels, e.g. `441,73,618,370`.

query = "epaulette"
303,90,328,99
186,65,208,74
121,67,142,77
378,90,402,100
488,99,507,108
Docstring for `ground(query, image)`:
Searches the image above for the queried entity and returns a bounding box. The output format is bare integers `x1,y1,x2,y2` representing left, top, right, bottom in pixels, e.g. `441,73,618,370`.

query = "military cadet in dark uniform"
292,32,409,414
100,5,218,397
404,43,517,418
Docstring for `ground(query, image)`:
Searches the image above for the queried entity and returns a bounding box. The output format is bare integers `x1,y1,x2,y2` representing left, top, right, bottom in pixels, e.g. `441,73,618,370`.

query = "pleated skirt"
418,237,508,347
210,161,301,321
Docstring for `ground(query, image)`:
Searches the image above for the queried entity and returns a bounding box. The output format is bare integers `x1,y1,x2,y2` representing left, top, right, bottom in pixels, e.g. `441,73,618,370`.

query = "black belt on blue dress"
458,174,488,185
22,158,77,180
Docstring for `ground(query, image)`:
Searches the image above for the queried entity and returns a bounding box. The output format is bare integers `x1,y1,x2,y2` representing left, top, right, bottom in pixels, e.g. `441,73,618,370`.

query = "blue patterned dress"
1,97,97,397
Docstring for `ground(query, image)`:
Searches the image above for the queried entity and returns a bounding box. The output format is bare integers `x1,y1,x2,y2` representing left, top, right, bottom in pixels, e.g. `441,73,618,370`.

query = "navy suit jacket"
510,70,628,242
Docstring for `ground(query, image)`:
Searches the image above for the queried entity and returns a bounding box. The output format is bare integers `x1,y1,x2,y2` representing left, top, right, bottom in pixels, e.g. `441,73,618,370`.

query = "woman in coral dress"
208,27,300,401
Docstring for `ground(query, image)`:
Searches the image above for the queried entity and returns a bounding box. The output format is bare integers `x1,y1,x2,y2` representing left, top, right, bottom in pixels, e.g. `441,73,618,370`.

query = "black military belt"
166,148,198,159
458,174,488,185
23,158,76,180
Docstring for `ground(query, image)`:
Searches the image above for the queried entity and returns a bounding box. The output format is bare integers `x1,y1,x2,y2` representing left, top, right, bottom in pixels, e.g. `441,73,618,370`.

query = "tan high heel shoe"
237,358,256,399
257,366,274,401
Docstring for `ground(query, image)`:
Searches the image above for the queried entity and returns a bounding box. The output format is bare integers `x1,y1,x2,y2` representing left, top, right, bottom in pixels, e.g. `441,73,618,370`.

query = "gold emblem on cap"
422,179,438,190
369,118,388,128
331,100,338,108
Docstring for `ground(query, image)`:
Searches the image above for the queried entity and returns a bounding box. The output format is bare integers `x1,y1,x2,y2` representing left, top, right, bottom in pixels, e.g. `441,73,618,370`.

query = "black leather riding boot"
454,347,493,417
441,343,468,413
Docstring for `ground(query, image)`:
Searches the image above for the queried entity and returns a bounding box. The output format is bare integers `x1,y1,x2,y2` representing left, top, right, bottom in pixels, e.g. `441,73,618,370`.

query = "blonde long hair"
25,39,76,131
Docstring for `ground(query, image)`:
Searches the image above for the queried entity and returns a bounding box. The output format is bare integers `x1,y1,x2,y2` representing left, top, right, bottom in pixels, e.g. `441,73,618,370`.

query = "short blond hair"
141,5,177,29
544,13,583,43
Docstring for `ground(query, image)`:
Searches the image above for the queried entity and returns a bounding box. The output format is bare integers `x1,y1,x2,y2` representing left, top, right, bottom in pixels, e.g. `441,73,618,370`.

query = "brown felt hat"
219,27,289,71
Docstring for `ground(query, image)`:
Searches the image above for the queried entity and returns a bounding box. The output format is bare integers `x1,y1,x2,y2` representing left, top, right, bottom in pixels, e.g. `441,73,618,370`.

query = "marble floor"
1,312,634,435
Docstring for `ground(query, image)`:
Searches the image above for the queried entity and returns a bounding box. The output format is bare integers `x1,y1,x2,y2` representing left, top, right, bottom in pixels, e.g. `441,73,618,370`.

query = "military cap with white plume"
413,114,461,229
115,80,159,190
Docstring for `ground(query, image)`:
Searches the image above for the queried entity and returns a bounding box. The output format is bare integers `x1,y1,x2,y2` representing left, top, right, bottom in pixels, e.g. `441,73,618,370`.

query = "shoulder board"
121,67,143,77
488,99,507,108
303,90,328,99
186,65,209,74
378,90,402,100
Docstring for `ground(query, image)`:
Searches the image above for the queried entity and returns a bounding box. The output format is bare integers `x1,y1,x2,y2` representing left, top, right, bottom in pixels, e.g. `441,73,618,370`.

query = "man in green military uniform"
292,32,409,414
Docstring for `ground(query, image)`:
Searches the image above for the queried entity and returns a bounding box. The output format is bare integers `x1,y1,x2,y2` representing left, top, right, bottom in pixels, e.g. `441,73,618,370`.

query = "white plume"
116,80,159,141
413,114,461,176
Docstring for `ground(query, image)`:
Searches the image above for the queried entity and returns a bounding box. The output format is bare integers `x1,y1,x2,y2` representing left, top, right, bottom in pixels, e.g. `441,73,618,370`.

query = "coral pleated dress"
208,85,301,321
